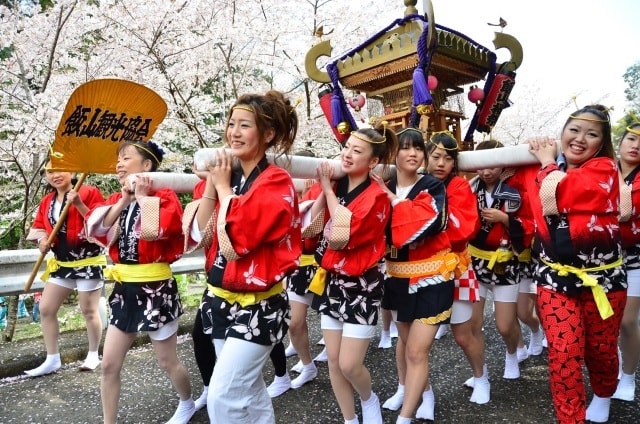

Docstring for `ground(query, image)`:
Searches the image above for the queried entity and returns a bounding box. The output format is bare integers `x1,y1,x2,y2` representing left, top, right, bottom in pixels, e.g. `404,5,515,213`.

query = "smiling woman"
183,90,302,423
85,140,194,424
520,105,626,424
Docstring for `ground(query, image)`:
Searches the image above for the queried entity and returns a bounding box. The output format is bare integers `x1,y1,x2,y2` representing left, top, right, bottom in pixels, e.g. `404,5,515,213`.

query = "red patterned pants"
537,287,626,424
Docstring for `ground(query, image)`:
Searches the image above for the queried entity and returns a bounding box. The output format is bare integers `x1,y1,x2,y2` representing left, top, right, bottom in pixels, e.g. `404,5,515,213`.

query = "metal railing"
0,249,206,296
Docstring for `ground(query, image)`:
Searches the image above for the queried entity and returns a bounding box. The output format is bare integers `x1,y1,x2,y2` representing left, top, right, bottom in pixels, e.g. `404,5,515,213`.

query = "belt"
386,250,458,280
468,244,515,270
299,254,316,267
41,255,108,282
539,257,623,320
104,262,172,283
207,281,284,308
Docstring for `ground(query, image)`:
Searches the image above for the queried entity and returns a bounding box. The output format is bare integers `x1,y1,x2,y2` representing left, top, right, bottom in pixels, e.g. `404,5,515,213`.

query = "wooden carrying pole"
24,173,87,292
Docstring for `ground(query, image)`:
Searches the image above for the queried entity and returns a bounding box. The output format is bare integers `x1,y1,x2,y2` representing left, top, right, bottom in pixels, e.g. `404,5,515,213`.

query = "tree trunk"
2,295,18,342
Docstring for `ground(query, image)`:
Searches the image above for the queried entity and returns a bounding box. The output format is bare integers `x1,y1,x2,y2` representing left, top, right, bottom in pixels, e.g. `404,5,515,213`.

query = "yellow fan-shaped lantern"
49,79,167,174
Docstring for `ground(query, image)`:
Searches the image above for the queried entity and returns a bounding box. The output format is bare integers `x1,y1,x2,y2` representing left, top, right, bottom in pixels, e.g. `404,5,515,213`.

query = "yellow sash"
468,244,514,270
386,250,459,280
299,254,316,267
40,255,108,282
104,263,172,283
453,249,472,278
308,267,326,296
206,282,284,308
517,248,532,263
540,257,623,320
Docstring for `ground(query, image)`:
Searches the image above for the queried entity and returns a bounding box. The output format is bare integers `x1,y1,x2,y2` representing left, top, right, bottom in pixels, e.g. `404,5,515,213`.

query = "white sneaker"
267,373,291,398
284,342,297,357
165,398,196,424
612,372,636,401
586,394,611,423
382,387,404,410
389,321,398,338
378,330,392,349
313,347,328,362
291,359,304,374
415,389,435,421
194,386,208,411
435,324,450,340
517,346,529,363
361,392,383,424
291,363,318,389
527,328,544,356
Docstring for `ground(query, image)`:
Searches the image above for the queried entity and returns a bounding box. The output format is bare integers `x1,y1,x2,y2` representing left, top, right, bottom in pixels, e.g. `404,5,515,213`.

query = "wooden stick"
24,174,88,292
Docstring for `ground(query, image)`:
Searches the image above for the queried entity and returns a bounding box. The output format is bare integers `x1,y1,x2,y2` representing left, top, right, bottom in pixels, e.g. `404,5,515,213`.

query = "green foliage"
39,0,54,12
0,223,22,250
0,45,14,60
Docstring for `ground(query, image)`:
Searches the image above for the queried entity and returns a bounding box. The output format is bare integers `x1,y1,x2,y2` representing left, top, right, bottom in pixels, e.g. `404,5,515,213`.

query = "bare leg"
289,300,312,365
100,326,137,424
39,283,73,355
151,333,192,400
77,287,103,353
399,321,438,420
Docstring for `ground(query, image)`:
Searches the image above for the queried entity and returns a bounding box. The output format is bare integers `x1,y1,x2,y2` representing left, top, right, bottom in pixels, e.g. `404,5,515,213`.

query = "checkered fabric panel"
140,197,160,240
539,171,566,216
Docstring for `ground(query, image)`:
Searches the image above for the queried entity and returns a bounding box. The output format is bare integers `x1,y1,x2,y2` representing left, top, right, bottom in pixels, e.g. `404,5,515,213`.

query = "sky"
410,0,640,123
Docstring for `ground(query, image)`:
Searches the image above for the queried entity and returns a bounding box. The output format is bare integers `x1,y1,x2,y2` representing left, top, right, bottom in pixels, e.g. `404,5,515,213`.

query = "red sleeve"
390,188,446,249
506,170,535,251
446,176,480,251
621,172,640,248
31,193,54,232
155,189,184,242
302,182,322,201
555,158,619,215
343,186,390,251
193,179,206,200
225,168,298,256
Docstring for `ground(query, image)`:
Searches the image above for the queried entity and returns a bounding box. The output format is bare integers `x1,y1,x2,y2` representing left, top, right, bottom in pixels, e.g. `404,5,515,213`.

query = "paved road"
1,301,638,423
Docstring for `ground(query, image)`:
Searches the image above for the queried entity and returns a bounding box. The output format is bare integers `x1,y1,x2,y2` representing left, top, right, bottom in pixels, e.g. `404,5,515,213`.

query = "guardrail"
0,249,206,296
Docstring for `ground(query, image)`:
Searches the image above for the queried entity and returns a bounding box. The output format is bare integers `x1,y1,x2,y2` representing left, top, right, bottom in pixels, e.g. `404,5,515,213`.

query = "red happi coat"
386,174,450,274
186,165,302,293
300,183,323,254
502,168,535,252
445,176,481,253
87,188,184,265
28,185,104,250
307,179,389,276
619,164,640,269
445,176,481,301
519,158,626,294
193,178,206,200
470,172,531,254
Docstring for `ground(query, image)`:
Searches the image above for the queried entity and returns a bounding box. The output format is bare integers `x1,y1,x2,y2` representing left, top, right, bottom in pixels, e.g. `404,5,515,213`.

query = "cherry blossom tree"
0,0,390,249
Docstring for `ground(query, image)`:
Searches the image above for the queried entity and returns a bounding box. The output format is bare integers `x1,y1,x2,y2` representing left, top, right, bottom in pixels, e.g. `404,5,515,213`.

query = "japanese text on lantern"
61,105,153,142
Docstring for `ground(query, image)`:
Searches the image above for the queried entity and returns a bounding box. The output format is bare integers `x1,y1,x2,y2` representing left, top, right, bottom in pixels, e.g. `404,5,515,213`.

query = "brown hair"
225,90,298,156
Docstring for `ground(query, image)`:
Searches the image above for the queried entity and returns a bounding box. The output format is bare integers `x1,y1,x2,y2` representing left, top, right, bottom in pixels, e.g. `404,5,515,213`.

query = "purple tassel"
413,67,432,106
331,92,345,127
